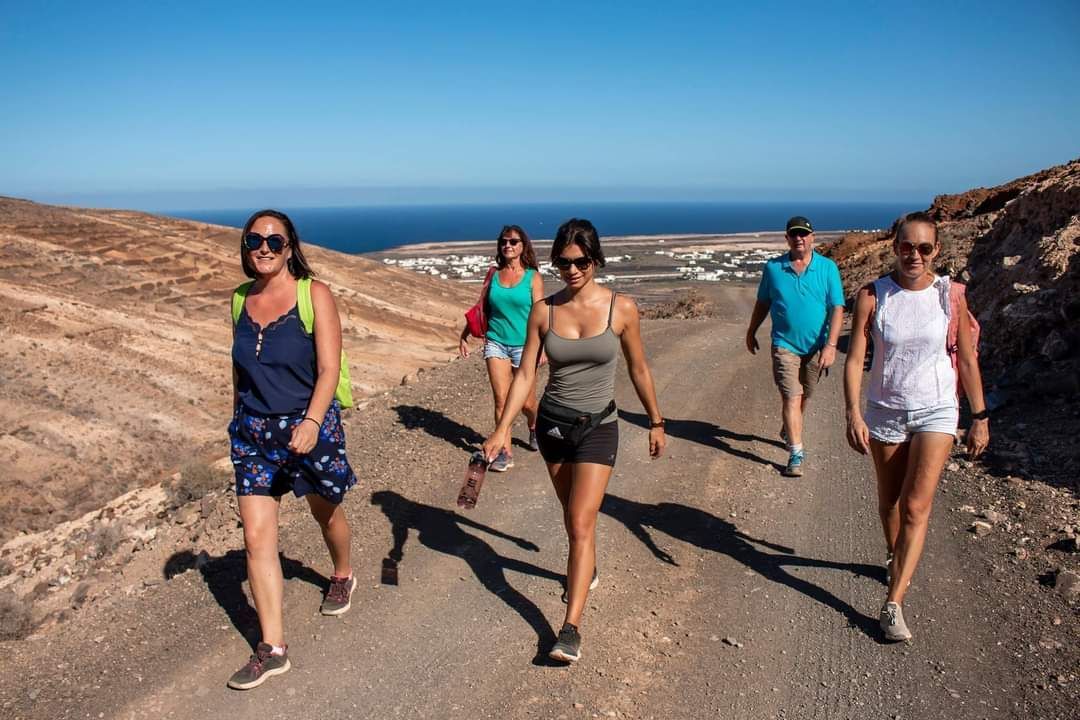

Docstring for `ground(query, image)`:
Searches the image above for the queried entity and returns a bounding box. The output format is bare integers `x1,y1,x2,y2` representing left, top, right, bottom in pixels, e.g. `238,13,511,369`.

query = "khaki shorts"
771,345,822,399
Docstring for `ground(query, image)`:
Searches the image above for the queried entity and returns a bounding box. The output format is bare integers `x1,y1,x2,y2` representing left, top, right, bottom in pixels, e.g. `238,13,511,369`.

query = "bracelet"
302,416,322,428
649,419,665,429
970,409,990,421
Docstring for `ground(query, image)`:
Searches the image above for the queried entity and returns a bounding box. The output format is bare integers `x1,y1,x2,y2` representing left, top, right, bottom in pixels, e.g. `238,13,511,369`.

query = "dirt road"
2,286,1074,719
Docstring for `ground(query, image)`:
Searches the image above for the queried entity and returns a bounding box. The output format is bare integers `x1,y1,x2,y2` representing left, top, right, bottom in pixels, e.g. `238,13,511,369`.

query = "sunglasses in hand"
244,232,288,253
553,256,593,272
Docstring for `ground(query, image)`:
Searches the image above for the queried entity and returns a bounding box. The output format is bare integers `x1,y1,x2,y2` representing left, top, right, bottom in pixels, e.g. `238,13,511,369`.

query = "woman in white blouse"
844,211,989,642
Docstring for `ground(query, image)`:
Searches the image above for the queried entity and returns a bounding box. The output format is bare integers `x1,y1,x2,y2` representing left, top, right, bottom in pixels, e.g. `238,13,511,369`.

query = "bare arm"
745,299,771,354
289,280,342,453
482,300,546,460
955,293,989,458
818,304,845,370
531,272,547,366
844,286,874,454
617,295,666,458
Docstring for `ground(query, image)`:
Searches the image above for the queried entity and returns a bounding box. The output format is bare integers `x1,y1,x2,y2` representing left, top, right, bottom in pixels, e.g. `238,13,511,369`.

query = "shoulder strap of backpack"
296,277,315,334
231,281,256,325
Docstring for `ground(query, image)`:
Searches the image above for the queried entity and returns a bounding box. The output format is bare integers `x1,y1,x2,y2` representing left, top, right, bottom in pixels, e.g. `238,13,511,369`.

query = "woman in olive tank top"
459,225,545,472
483,219,666,664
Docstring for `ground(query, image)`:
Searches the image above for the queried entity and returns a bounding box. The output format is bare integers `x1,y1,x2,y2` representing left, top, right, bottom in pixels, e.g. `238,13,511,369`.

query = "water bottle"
457,451,489,509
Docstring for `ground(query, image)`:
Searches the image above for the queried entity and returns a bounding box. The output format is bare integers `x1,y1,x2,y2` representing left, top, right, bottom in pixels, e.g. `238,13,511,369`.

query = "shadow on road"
370,490,563,662
393,404,485,453
619,409,785,471
164,549,328,650
600,493,885,642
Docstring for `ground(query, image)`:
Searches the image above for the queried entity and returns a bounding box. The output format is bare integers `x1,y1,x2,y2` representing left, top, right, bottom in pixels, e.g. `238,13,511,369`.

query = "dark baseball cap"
785,216,813,234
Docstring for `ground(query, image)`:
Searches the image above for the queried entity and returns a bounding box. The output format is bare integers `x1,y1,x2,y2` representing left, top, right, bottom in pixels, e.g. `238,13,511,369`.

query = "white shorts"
865,403,958,445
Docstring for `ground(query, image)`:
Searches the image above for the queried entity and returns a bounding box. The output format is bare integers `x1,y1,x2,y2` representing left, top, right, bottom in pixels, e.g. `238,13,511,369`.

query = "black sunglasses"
553,256,593,272
244,232,287,253
788,229,812,239
499,237,521,246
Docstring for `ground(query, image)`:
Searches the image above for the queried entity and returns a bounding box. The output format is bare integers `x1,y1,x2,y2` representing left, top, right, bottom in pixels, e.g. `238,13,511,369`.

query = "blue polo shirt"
756,251,845,356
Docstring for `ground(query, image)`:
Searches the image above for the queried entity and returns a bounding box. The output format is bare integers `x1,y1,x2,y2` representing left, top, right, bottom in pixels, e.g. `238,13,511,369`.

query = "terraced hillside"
0,197,472,542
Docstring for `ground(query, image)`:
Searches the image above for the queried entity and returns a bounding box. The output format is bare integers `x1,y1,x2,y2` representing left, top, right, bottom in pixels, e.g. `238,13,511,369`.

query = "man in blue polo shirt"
746,216,845,477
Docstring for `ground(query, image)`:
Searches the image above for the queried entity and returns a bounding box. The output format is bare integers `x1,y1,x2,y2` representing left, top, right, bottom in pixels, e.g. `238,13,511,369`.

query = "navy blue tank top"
233,304,316,415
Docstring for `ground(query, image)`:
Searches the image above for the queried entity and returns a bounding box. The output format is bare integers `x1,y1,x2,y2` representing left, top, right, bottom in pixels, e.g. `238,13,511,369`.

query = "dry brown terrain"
0,197,473,543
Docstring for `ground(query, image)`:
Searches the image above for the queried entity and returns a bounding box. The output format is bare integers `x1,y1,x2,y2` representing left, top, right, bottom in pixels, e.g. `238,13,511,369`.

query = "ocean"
171,201,915,254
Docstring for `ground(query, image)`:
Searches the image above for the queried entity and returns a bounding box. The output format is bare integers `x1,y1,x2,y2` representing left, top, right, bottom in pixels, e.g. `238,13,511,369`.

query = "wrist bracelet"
970,409,989,421
650,419,665,429
302,416,322,428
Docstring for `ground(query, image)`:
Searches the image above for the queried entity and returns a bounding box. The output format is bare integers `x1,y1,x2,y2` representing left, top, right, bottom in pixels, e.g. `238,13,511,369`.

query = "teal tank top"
486,268,535,346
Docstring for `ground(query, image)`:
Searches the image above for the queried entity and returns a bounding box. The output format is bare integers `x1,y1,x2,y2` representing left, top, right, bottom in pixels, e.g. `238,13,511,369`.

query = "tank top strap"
606,292,618,328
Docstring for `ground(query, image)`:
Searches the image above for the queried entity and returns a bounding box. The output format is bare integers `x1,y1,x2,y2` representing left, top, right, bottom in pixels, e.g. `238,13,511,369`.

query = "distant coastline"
171,200,910,255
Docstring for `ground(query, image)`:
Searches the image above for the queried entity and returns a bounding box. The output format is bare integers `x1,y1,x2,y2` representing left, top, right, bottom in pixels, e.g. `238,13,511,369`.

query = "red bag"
946,280,980,399
464,266,497,338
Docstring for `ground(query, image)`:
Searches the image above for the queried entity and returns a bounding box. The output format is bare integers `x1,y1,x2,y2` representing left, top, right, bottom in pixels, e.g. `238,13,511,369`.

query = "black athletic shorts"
535,417,619,466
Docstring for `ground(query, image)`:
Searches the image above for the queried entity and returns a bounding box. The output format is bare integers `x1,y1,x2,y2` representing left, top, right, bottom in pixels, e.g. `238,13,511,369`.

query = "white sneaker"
880,601,912,642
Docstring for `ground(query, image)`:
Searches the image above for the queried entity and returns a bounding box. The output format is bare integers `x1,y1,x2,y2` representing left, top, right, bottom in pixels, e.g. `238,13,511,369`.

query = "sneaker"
561,567,600,604
549,623,582,663
528,428,539,452
489,450,514,472
227,642,291,690
879,601,912,642
320,574,356,616
782,449,804,477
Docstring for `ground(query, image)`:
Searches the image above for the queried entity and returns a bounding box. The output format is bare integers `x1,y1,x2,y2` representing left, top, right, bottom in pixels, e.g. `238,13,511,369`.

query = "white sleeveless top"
868,274,957,410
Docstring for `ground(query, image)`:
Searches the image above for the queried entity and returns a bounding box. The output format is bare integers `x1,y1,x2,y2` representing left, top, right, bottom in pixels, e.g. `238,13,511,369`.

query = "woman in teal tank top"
459,225,545,472
483,219,666,664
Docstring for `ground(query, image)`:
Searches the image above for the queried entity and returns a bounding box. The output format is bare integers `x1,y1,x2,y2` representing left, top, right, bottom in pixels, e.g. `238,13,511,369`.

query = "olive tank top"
542,292,620,423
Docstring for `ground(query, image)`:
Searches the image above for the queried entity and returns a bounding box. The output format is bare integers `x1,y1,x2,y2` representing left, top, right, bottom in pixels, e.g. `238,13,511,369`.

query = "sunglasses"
499,237,521,247
788,229,812,239
553,256,593,272
898,241,936,257
244,232,287,253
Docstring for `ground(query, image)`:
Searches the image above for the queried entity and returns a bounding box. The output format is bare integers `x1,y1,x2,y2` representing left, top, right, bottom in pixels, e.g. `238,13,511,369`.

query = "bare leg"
888,432,953,604
516,362,538,431
781,393,804,447
870,440,910,553
560,463,613,627
306,494,352,578
238,495,284,646
486,357,514,455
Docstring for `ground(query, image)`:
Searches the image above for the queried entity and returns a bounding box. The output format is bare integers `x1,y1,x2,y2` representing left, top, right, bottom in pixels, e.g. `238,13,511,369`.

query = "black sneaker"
549,623,581,663
227,642,290,690
561,567,599,604
321,574,357,615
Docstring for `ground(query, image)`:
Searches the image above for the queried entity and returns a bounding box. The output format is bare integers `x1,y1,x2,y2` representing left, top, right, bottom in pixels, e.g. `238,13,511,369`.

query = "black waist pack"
538,396,616,445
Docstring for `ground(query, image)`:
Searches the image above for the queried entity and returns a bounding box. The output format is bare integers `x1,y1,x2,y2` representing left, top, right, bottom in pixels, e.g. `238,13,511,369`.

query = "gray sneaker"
549,623,582,663
880,601,912,642
561,567,599,604
782,449,804,477
320,574,356,616
528,428,539,452
489,450,514,472
227,642,291,690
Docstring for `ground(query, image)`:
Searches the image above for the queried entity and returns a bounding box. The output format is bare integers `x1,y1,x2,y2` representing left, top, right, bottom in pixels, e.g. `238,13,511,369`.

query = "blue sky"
2,1,1078,209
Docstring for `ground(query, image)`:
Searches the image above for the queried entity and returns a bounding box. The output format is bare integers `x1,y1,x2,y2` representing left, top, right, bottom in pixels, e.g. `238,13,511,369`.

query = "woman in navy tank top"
226,210,358,690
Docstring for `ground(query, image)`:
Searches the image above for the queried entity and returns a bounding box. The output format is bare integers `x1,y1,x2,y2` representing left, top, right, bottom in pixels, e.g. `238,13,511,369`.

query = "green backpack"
231,277,354,409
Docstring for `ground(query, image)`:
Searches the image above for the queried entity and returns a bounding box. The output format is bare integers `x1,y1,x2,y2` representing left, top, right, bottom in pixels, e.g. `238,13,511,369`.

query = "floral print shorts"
229,401,357,504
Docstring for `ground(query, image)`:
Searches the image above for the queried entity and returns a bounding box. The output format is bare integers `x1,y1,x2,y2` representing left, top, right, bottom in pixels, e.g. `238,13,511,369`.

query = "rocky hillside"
821,158,1080,493
0,198,473,543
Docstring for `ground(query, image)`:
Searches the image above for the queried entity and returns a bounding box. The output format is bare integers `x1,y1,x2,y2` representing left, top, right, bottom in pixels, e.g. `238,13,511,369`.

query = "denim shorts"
865,403,959,445
229,401,357,504
483,338,524,368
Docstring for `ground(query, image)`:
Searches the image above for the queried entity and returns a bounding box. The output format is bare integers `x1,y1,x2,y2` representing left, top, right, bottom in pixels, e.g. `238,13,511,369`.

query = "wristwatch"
970,409,990,421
